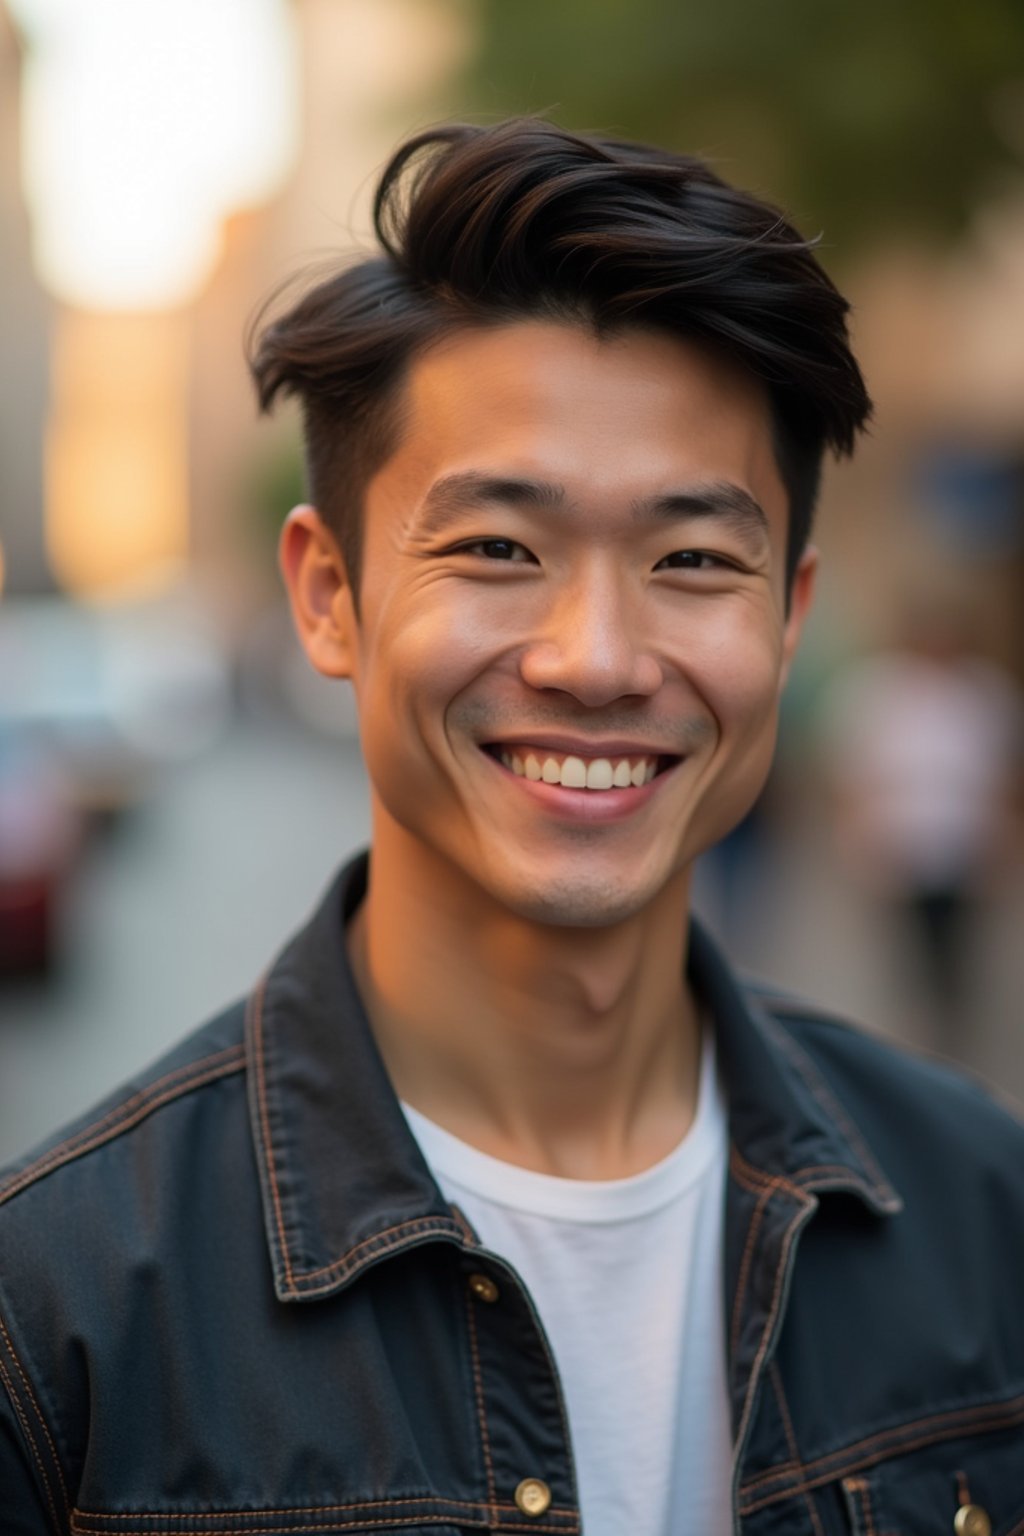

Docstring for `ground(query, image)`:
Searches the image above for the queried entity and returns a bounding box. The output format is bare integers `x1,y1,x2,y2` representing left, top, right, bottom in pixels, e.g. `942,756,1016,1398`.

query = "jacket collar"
687,920,902,1214
247,851,900,1304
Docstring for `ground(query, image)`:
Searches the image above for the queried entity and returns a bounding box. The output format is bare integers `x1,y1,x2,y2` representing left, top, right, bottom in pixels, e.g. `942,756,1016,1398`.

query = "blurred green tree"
241,432,305,571
462,0,1024,251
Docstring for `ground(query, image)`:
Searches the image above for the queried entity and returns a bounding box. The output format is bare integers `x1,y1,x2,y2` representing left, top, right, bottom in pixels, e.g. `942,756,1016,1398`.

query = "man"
2,119,1022,1536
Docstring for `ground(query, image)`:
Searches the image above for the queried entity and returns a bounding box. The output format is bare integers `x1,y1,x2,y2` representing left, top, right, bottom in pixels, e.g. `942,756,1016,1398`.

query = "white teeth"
497,747,663,791
586,759,614,790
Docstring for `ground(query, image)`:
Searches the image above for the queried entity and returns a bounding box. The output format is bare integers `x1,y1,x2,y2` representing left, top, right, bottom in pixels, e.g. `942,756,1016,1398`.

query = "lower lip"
481,750,679,823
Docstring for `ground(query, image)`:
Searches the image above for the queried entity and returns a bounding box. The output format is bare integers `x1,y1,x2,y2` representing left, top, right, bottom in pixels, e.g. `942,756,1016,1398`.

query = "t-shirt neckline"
400,1024,725,1225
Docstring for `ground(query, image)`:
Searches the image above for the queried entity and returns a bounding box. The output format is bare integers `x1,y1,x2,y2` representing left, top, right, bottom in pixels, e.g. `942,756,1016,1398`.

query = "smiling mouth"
483,744,679,791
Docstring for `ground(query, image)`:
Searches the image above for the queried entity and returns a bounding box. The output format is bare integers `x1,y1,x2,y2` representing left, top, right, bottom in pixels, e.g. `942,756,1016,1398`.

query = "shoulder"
748,978,1024,1204
0,1003,256,1511
0,1002,249,1225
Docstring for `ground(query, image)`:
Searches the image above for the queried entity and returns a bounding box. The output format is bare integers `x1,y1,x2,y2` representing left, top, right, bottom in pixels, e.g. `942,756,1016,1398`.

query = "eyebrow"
414,472,566,538
635,483,770,547
413,470,770,549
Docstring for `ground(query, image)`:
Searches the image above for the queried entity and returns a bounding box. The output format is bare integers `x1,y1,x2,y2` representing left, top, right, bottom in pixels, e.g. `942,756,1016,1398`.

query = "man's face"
297,321,815,928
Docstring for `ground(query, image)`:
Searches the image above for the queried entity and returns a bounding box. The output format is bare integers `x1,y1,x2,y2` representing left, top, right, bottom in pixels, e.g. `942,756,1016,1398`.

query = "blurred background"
2,0,1023,1162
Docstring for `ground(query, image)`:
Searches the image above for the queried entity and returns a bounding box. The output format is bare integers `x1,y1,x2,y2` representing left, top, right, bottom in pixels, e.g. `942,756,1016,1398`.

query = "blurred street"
0,719,370,1163
3,717,1022,1166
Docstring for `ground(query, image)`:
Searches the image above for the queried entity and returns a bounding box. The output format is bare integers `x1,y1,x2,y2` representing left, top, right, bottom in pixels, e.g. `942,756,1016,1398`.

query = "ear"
779,546,818,689
278,505,358,680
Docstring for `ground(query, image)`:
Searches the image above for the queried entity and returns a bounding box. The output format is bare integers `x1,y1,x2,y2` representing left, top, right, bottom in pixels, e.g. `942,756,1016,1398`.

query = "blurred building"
189,0,475,634
4,0,471,623
808,237,1024,680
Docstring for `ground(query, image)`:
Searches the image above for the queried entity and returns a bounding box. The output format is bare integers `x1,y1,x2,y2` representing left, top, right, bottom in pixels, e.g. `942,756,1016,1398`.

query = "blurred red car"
0,591,230,976
0,726,81,977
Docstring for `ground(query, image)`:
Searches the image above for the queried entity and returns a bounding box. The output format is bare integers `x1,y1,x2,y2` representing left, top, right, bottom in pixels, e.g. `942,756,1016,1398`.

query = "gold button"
468,1272,500,1303
515,1478,552,1517
955,1507,992,1536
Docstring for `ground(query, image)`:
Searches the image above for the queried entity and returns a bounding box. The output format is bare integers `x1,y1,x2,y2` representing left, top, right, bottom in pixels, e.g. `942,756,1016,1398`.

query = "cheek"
670,604,786,731
391,603,504,705
674,618,786,852
385,569,534,682
356,584,513,775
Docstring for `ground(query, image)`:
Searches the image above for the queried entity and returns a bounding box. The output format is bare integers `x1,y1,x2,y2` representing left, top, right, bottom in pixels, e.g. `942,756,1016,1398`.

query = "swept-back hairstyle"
250,118,871,605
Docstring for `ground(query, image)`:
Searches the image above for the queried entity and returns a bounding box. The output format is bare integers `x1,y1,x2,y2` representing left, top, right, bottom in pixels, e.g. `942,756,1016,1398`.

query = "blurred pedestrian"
823,607,1024,1045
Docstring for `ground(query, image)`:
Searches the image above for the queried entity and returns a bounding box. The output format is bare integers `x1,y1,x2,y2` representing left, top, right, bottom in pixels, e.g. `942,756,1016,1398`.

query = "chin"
490,866,670,930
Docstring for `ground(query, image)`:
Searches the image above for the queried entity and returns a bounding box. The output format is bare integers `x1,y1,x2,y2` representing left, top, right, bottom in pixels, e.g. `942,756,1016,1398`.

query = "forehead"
371,320,788,537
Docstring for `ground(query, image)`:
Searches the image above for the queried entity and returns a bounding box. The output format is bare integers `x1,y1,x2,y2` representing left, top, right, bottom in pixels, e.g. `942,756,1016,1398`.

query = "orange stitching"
72,1523,579,1535
71,1513,579,1535
730,1149,794,1192
740,1388,1024,1495
289,1216,462,1290
0,1313,69,1517
72,1525,454,1536
770,1362,824,1536
729,1161,774,1194
794,1164,886,1187
1004,1516,1024,1536
464,1282,498,1523
730,1146,804,1200
79,1494,488,1518
248,981,294,1292
0,1347,60,1534
447,1202,479,1245
764,1018,898,1203
0,1047,244,1206
731,1190,815,1480
859,1476,878,1536
729,1175,778,1364
72,1493,579,1519
0,1056,246,1213
731,1145,881,1201
745,1396,1022,1490
7,1043,241,1173
843,1475,878,1536
955,1469,970,1505
740,1394,1024,1512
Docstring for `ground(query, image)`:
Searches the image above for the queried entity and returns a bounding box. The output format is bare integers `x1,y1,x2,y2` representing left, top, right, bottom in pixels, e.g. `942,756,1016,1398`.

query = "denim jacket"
2,851,1024,1535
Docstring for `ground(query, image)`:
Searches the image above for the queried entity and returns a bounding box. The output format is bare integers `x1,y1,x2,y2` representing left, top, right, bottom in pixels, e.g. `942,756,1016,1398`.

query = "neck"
347,820,701,1179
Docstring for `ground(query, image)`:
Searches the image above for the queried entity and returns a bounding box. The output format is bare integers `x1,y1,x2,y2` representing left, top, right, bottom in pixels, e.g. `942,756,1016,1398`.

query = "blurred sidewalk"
2,719,1022,1165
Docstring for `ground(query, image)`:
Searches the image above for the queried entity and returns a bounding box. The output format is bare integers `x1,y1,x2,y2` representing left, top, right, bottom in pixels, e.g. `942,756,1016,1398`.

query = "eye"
655,550,733,571
454,538,537,563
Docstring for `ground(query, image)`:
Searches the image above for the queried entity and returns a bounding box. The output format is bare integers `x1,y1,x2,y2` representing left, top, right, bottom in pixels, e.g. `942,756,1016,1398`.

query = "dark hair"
250,118,871,606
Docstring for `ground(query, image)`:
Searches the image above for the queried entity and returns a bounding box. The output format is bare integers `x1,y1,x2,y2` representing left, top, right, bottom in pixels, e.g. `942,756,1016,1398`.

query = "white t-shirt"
401,1032,733,1536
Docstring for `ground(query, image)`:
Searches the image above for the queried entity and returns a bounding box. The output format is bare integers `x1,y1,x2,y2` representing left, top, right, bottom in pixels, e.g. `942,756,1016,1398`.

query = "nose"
518,563,664,706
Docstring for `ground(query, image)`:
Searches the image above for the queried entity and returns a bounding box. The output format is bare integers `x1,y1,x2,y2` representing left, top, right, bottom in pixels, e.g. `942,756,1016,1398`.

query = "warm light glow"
46,311,189,597
11,0,298,308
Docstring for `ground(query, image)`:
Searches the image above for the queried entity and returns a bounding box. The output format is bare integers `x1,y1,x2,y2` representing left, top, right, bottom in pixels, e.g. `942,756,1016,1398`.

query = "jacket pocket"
840,1425,1024,1534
